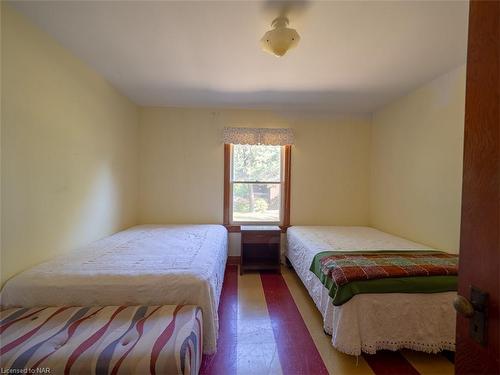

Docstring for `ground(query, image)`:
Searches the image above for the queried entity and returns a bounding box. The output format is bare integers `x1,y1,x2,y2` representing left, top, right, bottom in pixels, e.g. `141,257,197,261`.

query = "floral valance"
222,127,294,145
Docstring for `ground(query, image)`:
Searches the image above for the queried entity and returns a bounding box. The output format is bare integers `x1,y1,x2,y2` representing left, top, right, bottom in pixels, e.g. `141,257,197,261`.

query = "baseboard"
227,256,241,265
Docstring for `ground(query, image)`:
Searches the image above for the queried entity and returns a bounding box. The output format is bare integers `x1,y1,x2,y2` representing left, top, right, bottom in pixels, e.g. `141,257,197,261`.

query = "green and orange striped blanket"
309,251,458,306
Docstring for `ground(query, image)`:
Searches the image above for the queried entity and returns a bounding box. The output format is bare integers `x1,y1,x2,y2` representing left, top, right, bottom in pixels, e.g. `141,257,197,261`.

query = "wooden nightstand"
240,226,281,275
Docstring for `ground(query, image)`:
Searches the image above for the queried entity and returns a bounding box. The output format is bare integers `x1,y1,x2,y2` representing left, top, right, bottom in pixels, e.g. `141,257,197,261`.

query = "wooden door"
455,0,499,374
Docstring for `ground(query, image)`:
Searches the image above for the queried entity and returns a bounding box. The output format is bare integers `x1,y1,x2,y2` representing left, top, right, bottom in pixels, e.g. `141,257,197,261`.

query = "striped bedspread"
0,305,202,375
318,251,458,285
310,251,458,305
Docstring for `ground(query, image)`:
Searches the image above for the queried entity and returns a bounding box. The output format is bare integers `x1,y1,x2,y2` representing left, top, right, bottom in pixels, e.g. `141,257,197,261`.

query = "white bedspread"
0,225,228,354
286,226,456,355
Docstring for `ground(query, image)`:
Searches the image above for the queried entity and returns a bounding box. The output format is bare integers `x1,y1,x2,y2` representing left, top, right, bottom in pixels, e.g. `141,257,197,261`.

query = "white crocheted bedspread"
286,226,456,356
0,225,228,355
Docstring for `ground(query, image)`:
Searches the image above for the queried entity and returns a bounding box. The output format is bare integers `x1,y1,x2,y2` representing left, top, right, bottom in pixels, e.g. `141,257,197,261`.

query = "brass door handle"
453,295,475,318
454,288,488,344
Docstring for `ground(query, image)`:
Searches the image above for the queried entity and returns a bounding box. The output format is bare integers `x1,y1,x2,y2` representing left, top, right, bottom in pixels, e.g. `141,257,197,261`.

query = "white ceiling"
11,0,469,114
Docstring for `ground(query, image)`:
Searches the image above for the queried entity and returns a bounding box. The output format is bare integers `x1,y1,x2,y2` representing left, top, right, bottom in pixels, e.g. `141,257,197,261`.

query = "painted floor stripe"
363,351,420,375
281,266,375,375
200,265,238,375
402,350,454,375
261,271,329,375
237,272,282,375
201,265,454,375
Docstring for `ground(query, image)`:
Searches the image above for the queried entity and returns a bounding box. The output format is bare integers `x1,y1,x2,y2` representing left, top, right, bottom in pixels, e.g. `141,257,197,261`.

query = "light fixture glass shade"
260,17,300,57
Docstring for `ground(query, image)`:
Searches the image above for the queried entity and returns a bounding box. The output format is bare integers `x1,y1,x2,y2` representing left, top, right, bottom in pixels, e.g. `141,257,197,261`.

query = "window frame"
223,143,291,233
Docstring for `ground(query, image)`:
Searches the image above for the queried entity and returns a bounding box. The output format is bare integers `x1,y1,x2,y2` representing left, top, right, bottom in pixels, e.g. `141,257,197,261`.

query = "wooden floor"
200,264,455,375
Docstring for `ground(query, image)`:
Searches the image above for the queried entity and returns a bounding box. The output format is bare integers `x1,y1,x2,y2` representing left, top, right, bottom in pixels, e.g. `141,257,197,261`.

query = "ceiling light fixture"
260,16,300,57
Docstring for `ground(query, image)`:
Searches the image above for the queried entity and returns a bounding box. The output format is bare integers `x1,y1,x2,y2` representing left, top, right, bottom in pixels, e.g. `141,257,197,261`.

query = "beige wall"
369,65,466,252
139,107,371,254
1,5,139,284
1,4,466,276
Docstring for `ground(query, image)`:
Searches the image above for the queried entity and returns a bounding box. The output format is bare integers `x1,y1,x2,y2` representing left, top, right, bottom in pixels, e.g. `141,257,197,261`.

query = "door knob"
454,287,488,345
453,295,475,318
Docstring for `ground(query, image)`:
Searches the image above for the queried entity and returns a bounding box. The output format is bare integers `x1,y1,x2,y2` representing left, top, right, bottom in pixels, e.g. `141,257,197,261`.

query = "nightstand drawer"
241,232,280,244
242,244,280,260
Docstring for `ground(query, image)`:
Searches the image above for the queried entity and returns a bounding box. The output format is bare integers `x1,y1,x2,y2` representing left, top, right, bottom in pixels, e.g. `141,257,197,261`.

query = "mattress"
0,305,202,375
0,225,228,354
286,226,456,356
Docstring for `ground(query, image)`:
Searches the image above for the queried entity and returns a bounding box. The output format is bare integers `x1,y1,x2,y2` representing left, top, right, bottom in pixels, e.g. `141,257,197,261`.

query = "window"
231,144,282,223
222,127,293,231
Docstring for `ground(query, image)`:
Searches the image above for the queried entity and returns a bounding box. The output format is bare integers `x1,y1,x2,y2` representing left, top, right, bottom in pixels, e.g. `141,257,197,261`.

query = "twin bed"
1,224,457,361
0,225,228,355
286,226,457,356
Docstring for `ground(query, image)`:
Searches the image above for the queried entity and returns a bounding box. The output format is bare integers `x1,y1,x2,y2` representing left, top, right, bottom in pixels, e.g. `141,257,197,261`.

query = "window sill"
224,224,290,233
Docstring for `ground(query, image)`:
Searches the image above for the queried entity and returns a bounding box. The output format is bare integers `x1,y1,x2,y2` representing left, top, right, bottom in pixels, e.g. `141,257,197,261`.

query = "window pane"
232,183,280,222
232,144,281,182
